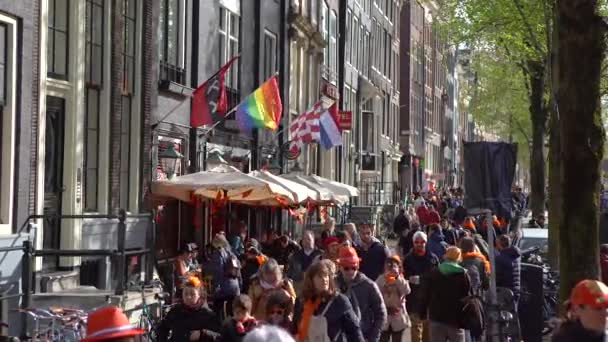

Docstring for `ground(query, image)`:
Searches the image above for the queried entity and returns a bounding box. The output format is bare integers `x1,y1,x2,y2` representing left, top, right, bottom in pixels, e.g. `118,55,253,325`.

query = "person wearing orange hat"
157,276,221,341
419,246,471,342
376,255,412,342
336,246,387,342
323,236,341,264
81,306,144,341
552,279,608,341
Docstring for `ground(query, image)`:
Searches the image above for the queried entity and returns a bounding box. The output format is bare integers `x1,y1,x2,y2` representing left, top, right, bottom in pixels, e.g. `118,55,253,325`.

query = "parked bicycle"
127,279,170,342
12,307,86,341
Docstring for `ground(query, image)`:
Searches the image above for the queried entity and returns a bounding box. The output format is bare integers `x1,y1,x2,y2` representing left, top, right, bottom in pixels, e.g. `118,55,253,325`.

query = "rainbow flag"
235,76,282,132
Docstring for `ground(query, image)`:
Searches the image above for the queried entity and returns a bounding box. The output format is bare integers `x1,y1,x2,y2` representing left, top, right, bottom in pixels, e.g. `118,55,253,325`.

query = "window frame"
263,30,277,80
345,9,351,64
83,0,105,212
219,6,240,90
159,0,186,85
0,14,16,233
47,0,70,80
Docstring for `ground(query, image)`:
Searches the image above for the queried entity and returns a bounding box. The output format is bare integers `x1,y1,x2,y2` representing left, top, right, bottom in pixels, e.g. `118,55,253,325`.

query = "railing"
1,210,155,338
159,60,186,85
359,181,402,206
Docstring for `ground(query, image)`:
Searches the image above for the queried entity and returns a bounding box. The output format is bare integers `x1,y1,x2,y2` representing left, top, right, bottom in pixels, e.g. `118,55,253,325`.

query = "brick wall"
109,0,125,211
29,0,40,215
140,0,158,210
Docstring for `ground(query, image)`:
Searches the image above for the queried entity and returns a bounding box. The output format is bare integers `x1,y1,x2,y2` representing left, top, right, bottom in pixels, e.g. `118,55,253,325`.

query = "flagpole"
151,94,192,129
151,54,241,130
200,71,281,137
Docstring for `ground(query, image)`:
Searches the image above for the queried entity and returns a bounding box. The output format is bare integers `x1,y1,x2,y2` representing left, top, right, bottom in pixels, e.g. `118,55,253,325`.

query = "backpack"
462,262,482,295
460,295,485,337
305,296,338,342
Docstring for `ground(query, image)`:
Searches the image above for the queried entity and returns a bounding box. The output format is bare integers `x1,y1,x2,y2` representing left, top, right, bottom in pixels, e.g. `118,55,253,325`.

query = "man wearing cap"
336,246,387,342
404,231,439,342
81,306,144,341
552,279,608,341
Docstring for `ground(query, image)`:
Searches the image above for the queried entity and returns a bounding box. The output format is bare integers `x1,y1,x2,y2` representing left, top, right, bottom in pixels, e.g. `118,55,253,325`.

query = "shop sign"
320,79,340,100
337,111,352,131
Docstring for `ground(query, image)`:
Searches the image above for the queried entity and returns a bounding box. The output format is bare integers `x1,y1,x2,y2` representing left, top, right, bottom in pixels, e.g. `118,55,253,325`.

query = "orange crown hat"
387,254,401,265
492,215,501,227
185,276,202,288
337,246,361,267
81,306,144,341
463,218,476,230
570,279,608,309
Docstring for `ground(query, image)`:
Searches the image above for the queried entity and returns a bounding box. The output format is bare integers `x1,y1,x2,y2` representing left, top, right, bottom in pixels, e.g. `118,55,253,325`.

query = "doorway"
43,96,65,269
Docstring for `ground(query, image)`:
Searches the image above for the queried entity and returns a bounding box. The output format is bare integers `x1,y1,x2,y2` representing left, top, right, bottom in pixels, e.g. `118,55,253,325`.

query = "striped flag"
289,101,332,153
319,109,342,149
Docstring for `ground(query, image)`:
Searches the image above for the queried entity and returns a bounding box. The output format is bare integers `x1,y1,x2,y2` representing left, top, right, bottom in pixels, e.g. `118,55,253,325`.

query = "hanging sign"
337,111,352,131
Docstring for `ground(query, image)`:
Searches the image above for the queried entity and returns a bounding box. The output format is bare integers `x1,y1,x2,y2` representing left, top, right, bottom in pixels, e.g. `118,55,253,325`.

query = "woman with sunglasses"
293,259,364,342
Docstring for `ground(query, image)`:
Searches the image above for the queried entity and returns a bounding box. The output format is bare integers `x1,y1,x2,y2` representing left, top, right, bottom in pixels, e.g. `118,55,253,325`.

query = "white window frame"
329,10,337,81
0,14,16,233
219,6,240,89
321,2,329,66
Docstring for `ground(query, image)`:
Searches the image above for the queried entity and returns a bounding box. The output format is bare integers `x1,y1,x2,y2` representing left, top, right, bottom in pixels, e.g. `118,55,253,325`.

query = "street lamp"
158,144,184,179
267,158,282,174
206,150,229,167
289,160,304,174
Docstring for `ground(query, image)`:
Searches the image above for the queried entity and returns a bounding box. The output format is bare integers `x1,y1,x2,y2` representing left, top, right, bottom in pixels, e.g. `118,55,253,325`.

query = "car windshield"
518,229,549,254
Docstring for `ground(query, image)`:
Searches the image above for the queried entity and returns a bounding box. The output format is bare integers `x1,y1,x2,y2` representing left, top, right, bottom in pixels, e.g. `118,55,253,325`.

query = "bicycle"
127,279,169,342
13,307,87,342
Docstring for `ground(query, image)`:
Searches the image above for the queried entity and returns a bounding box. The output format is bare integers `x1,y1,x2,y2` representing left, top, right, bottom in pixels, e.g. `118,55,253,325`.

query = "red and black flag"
191,56,239,127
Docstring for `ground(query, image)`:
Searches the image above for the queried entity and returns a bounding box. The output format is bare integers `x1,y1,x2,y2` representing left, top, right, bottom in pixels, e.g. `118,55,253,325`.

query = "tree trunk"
558,0,606,303
548,105,561,268
528,60,548,221
547,1,560,269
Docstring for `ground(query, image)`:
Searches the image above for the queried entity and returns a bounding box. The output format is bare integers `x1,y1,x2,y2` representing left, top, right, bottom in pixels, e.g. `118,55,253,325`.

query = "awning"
249,170,318,204
280,174,358,205
151,164,295,204
309,174,359,198
280,174,336,203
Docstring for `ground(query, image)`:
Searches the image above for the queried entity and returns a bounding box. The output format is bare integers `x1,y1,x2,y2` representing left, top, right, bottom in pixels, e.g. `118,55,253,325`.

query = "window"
329,10,337,77
310,0,317,24
263,31,277,79
0,16,15,231
352,17,360,68
289,41,299,112
120,0,137,210
358,24,363,71
122,0,136,94
0,24,6,106
84,0,104,211
322,2,329,66
345,9,351,64
362,112,374,152
48,0,69,79
159,0,185,84
219,7,240,89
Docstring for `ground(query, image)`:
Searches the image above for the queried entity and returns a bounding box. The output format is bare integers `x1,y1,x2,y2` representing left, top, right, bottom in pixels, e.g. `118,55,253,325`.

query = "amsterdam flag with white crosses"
190,56,239,127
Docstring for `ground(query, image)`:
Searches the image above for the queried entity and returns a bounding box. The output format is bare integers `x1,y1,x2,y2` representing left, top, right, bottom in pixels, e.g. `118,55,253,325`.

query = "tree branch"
511,0,546,56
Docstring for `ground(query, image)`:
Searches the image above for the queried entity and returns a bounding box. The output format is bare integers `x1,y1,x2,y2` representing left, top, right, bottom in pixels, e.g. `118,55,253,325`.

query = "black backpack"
462,262,482,295
460,295,485,337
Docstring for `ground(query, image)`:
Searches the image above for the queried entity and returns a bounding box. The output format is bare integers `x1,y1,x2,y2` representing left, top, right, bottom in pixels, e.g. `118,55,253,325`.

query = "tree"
437,0,552,222
557,0,606,302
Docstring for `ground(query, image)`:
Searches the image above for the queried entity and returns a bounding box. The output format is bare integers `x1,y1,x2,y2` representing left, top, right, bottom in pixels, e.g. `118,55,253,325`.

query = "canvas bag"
305,296,338,342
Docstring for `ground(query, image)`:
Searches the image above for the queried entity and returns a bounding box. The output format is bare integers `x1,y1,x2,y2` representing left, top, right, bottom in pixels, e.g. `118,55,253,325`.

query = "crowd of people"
52,189,608,341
